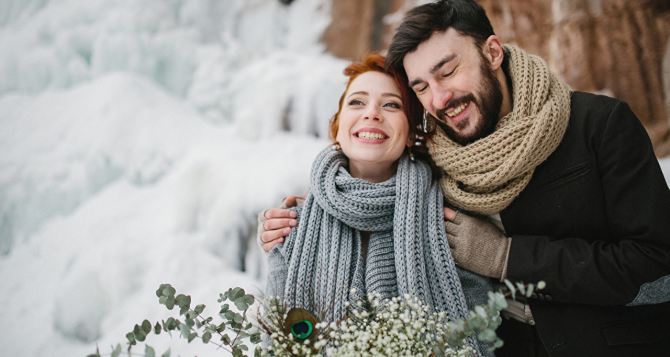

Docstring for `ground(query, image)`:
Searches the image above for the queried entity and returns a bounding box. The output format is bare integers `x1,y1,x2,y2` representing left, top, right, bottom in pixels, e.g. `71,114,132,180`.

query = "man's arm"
506,101,670,305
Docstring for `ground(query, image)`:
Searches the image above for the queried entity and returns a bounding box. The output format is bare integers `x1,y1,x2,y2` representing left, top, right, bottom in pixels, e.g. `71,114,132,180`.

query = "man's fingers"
264,208,297,219
263,238,284,253
261,227,291,243
445,234,456,249
280,195,304,209
445,220,458,237
263,218,297,231
443,207,458,221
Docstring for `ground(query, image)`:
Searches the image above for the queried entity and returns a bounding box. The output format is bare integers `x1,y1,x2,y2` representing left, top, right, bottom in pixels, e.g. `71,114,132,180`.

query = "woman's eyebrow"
347,91,368,98
382,93,402,100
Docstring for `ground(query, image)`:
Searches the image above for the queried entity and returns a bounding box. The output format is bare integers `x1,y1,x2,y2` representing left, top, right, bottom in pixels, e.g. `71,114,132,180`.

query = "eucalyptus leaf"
202,331,212,343
224,310,235,321
222,334,231,345
111,343,122,357
166,296,175,310
233,299,249,311
250,332,261,344
231,287,244,300
142,320,152,334
126,332,136,344
187,332,197,343
145,344,156,357
175,294,191,311
232,347,244,357
162,285,176,298
156,284,170,297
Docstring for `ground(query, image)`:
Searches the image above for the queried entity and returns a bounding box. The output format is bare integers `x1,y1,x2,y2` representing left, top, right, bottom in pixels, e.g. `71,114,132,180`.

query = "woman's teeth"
446,102,468,117
357,132,386,139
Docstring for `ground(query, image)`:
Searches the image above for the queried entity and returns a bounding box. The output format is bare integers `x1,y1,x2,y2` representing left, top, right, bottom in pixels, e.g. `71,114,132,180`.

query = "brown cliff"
323,0,670,157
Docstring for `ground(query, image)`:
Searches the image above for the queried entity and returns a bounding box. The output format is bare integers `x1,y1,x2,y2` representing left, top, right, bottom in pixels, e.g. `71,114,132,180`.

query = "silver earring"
332,142,341,151
422,111,430,134
409,148,416,162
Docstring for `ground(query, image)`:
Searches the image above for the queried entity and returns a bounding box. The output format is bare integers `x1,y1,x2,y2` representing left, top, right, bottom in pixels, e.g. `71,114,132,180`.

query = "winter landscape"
0,0,669,356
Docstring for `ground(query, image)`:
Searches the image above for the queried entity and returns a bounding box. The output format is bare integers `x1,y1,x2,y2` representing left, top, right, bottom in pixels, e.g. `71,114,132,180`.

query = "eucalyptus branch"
92,281,545,357
229,307,249,348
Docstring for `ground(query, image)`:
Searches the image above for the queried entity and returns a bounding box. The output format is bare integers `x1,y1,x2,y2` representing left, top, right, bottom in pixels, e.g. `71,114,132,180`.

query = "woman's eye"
383,102,401,109
348,99,364,106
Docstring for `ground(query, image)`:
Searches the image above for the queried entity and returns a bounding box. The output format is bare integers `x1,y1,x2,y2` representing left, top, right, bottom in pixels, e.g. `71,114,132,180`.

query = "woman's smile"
353,127,389,143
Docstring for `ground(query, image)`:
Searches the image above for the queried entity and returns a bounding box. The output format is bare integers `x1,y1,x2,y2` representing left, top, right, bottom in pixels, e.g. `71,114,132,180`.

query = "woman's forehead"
347,71,400,95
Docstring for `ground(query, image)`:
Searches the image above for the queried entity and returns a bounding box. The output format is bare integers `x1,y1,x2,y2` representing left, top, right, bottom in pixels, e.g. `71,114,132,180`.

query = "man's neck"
498,52,513,119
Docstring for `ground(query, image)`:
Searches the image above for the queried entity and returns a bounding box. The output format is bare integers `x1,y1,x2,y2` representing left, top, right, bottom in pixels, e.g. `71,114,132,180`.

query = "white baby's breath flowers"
262,286,518,356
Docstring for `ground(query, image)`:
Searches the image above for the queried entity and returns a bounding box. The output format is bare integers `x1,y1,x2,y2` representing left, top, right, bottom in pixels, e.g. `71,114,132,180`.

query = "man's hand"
443,207,511,280
257,195,302,252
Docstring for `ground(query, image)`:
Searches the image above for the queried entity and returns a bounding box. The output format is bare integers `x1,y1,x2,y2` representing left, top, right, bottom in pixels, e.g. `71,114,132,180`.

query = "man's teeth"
446,102,468,117
357,132,386,139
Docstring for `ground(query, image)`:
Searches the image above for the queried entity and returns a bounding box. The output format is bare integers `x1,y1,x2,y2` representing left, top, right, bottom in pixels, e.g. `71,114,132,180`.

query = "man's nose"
432,86,454,111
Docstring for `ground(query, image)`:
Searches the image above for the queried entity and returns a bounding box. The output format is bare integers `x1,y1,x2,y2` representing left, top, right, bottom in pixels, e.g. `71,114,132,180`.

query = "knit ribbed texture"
267,146,491,355
429,45,572,214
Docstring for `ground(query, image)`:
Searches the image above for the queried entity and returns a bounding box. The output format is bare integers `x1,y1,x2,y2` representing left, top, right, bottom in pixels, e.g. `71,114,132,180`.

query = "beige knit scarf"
429,45,571,214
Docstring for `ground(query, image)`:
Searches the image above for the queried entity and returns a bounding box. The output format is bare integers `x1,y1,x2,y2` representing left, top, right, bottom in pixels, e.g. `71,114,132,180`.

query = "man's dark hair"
386,0,495,75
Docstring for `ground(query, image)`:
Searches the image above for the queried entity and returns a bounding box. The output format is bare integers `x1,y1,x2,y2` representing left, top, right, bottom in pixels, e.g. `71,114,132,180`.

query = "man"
259,0,670,355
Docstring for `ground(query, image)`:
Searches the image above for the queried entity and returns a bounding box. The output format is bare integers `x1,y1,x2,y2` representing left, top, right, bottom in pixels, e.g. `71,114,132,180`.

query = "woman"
265,54,491,354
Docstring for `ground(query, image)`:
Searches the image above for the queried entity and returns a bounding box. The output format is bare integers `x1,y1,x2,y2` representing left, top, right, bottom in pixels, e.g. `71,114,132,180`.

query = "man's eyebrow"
408,53,457,88
430,53,457,75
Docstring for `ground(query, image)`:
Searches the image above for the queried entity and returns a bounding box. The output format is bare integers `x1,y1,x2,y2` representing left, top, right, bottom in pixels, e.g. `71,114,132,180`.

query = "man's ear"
483,35,504,70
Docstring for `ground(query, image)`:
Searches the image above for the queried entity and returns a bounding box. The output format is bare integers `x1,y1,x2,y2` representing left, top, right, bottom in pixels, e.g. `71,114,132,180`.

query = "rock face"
322,0,670,157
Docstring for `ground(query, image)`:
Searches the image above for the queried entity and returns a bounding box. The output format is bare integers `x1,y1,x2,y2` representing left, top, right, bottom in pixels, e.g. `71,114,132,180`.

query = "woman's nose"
363,105,381,121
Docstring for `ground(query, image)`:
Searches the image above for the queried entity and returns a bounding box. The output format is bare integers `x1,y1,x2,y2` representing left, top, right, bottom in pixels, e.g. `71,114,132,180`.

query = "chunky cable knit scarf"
429,45,571,214
273,146,471,326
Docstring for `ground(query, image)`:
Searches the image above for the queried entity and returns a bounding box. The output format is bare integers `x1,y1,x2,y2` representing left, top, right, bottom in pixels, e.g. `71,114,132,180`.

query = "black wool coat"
499,91,670,356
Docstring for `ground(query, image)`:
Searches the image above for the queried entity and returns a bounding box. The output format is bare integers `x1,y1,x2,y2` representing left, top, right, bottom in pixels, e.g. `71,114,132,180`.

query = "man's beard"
435,55,503,145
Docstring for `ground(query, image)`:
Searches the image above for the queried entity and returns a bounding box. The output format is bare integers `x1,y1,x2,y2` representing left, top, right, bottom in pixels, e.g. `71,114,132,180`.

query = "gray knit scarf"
270,145,478,327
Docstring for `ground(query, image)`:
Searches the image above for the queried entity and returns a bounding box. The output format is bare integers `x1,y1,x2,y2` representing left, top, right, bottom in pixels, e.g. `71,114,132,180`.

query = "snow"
1,1,669,356
0,0,341,356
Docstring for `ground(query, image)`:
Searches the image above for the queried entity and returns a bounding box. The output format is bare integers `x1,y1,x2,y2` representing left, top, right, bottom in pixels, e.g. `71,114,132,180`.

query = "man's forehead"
403,29,474,79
